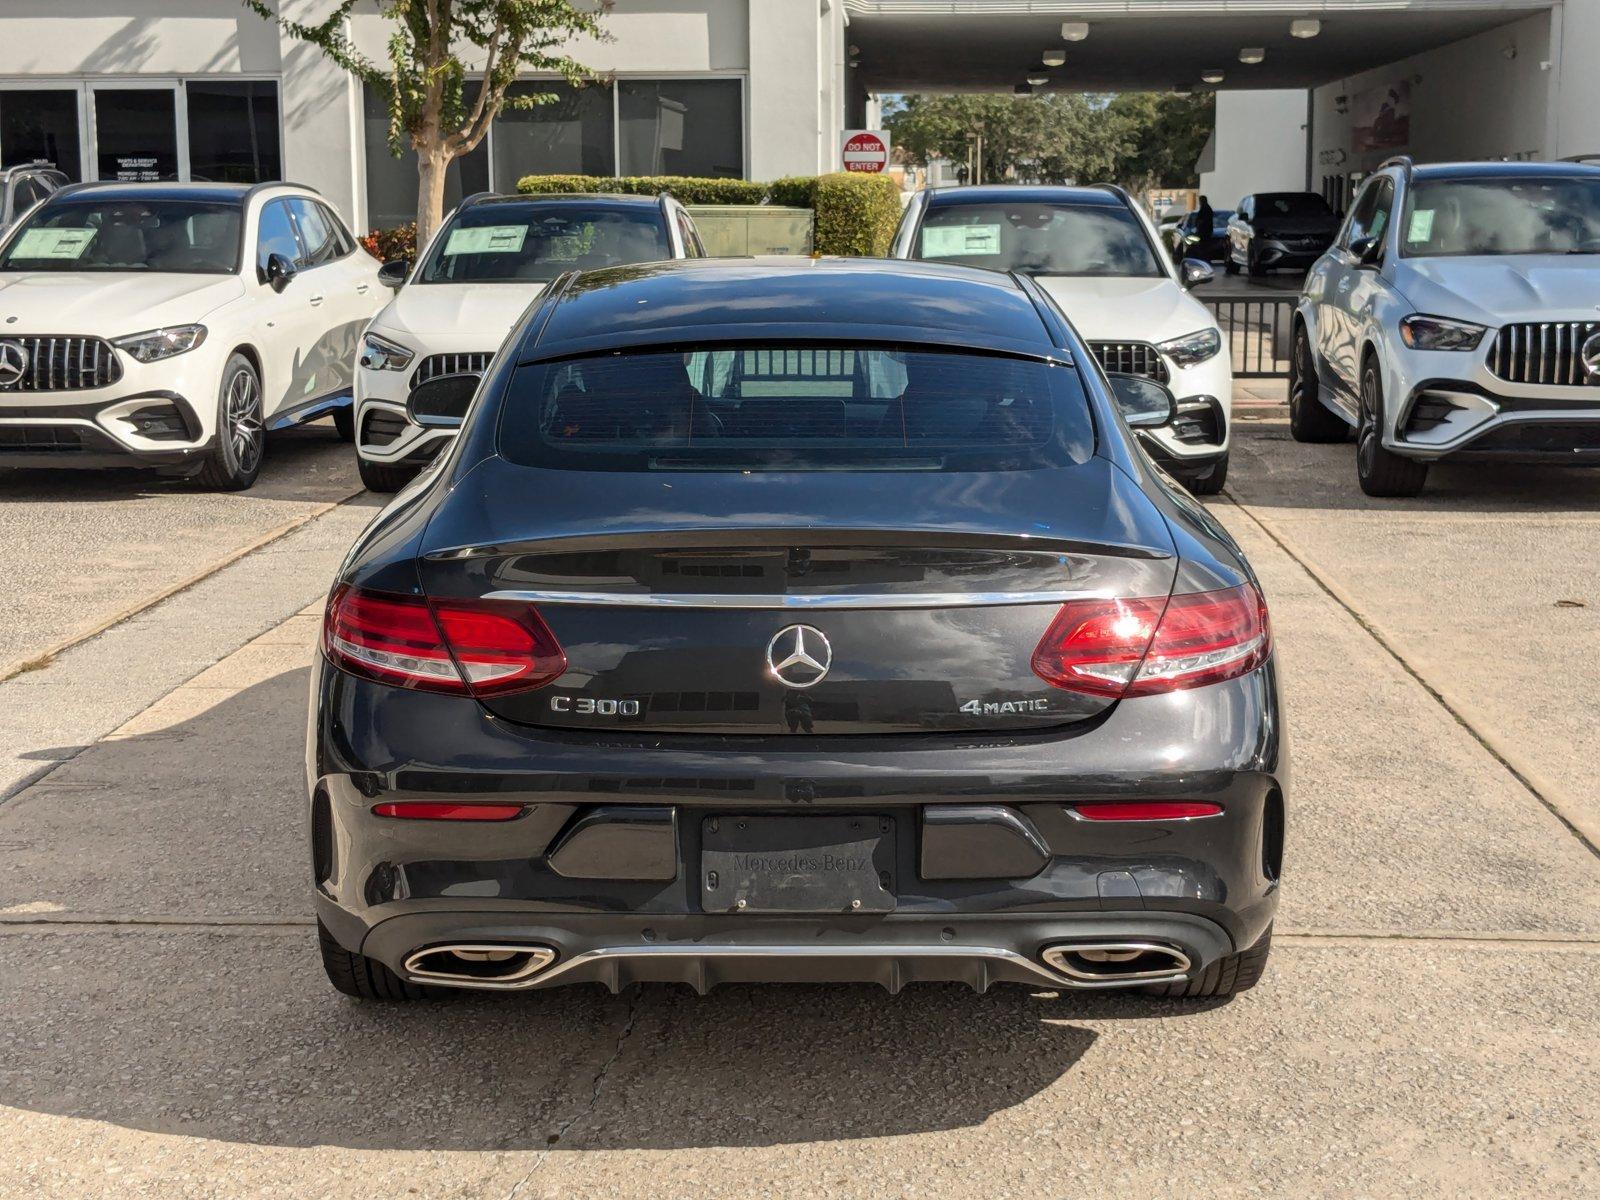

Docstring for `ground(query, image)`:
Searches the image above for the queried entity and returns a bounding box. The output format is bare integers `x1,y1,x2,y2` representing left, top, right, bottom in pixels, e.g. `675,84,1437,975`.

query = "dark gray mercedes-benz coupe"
308,257,1286,1001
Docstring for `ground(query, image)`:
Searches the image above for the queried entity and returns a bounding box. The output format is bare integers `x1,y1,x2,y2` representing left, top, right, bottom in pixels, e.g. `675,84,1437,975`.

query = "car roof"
926,185,1126,209
521,257,1059,362
466,192,665,210
1408,160,1600,181
48,181,280,205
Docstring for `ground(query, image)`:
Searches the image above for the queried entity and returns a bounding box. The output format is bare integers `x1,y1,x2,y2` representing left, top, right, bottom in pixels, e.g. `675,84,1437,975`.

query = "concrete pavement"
2,420,1598,1197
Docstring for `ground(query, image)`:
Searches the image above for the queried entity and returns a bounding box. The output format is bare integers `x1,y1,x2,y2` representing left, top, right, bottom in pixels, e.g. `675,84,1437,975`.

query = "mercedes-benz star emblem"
1581,331,1600,380
0,340,28,389
765,624,832,689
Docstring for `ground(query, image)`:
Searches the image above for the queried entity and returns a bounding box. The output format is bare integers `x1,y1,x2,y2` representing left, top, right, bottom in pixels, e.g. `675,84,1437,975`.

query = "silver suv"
1291,158,1600,495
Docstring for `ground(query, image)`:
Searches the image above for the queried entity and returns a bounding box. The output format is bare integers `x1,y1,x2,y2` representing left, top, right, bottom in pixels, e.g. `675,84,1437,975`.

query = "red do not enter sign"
841,131,890,173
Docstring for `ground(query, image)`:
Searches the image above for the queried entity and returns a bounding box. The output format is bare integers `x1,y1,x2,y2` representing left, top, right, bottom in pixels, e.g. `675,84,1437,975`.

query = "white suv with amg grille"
893,184,1233,494
1292,158,1600,496
354,192,705,492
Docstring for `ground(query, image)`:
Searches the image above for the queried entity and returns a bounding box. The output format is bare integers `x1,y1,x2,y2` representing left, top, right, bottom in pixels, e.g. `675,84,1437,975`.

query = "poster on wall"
1352,80,1410,153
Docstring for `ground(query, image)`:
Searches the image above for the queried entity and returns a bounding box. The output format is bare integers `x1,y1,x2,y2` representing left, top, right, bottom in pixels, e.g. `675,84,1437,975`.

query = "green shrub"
810,172,902,257
766,175,818,209
515,174,767,205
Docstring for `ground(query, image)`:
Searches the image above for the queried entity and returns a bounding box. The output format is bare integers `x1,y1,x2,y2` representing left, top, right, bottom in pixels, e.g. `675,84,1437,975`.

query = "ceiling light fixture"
1042,50,1066,67
1061,21,1089,42
1290,18,1321,39
1201,69,1225,84
1239,47,1265,64
1027,72,1050,86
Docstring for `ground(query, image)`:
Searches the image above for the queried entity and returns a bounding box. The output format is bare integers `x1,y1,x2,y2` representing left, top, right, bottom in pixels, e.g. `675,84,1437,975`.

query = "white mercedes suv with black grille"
355,192,704,492
1292,158,1600,496
893,184,1233,494
0,181,381,489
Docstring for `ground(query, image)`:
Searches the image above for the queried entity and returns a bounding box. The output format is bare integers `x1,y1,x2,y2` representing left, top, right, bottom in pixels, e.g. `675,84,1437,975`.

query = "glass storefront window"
186,80,281,184
362,83,489,233
492,81,615,189
93,88,178,182
0,89,82,180
618,79,742,179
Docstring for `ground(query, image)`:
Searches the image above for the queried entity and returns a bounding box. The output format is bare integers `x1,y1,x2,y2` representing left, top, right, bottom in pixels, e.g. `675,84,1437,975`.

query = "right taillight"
1032,583,1269,698
322,583,567,696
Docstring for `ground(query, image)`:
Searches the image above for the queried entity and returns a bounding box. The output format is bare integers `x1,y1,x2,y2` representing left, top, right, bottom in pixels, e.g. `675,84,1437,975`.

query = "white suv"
355,192,705,491
1293,158,1600,495
0,181,382,489
893,184,1233,493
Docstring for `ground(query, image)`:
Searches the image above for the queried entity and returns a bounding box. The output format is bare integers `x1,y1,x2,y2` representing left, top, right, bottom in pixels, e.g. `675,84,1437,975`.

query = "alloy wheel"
1357,367,1380,478
225,367,264,475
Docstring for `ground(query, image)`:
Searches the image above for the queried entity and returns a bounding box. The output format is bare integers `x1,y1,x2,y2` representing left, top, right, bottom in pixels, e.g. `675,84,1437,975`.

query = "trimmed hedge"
810,173,901,257
516,173,768,205
516,170,901,256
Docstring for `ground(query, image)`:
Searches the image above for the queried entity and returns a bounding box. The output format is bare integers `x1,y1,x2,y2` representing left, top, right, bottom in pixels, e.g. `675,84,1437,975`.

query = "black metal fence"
1203,297,1296,378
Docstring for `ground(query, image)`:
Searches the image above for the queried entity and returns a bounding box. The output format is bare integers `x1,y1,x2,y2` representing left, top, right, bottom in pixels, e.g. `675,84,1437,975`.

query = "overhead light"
1061,21,1089,42
1201,69,1225,84
1290,18,1321,39
1042,50,1066,67
1239,47,1265,64
1027,74,1049,86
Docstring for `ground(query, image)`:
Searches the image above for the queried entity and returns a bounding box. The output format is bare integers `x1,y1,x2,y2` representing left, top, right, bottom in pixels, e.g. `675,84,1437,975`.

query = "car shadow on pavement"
0,666,1230,1152
1228,426,1600,513
0,422,357,504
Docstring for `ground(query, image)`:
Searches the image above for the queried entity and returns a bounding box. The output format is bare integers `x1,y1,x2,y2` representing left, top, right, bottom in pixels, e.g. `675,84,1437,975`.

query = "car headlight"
1157,327,1223,368
112,325,207,363
361,332,415,372
1399,315,1486,352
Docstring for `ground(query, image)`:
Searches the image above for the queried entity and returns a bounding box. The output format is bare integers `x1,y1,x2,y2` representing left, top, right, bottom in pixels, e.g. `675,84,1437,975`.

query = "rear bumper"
309,656,1288,990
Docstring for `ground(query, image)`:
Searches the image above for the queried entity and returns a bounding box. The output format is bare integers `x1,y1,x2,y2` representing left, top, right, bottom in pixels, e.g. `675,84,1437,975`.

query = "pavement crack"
504,988,642,1199
1222,490,1600,862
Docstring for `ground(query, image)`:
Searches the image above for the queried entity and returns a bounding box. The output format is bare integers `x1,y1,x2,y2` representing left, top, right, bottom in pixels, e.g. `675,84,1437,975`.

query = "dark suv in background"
1227,193,1340,276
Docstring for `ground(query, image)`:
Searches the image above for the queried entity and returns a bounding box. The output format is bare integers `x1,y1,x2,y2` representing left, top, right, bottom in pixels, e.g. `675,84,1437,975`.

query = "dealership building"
1,1,1598,234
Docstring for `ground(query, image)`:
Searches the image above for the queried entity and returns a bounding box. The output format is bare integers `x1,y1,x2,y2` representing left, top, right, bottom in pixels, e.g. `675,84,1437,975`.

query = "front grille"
1489,322,1600,387
1090,342,1169,384
0,424,85,452
413,351,492,389
0,336,122,393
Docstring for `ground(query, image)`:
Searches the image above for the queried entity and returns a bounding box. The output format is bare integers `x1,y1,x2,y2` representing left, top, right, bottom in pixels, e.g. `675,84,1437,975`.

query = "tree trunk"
415,145,451,252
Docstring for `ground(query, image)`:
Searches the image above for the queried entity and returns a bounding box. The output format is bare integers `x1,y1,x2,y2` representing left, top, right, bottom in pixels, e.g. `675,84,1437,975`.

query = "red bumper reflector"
1071,801,1223,821
372,802,525,821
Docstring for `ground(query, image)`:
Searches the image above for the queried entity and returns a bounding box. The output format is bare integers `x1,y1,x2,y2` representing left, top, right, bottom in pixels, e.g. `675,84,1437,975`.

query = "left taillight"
1032,583,1270,698
322,583,568,696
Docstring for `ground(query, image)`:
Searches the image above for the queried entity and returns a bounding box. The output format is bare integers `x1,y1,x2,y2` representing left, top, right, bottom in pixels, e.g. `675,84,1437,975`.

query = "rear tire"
358,454,419,494
193,353,264,491
1288,327,1348,444
1247,245,1266,277
1144,926,1272,998
318,920,441,1000
1356,359,1428,497
1224,254,1239,276
1174,454,1228,496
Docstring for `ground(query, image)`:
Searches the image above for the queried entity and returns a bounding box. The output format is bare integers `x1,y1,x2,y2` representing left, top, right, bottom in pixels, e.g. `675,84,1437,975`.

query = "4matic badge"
959,697,1051,716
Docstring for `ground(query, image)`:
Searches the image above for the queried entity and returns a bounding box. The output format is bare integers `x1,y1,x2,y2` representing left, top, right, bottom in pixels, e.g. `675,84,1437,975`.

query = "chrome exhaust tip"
403,943,557,989
1039,941,1192,984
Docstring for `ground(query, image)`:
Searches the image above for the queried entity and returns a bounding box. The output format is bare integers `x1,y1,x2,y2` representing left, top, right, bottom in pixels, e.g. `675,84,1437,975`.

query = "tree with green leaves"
1103,91,1215,190
242,0,608,246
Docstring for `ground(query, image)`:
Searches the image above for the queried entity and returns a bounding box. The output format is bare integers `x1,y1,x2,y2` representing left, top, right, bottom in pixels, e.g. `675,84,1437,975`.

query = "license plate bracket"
701,814,895,914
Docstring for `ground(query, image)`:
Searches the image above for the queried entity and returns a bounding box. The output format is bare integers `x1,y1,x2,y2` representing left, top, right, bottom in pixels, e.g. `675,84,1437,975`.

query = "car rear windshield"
1254,194,1332,218
1401,175,1600,257
915,201,1164,278
0,199,241,274
498,346,1095,472
419,202,670,283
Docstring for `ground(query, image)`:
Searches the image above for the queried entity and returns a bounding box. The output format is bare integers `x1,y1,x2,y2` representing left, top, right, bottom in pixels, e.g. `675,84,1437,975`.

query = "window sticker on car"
11,227,96,259
1407,210,1435,242
443,225,528,255
922,224,1001,256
